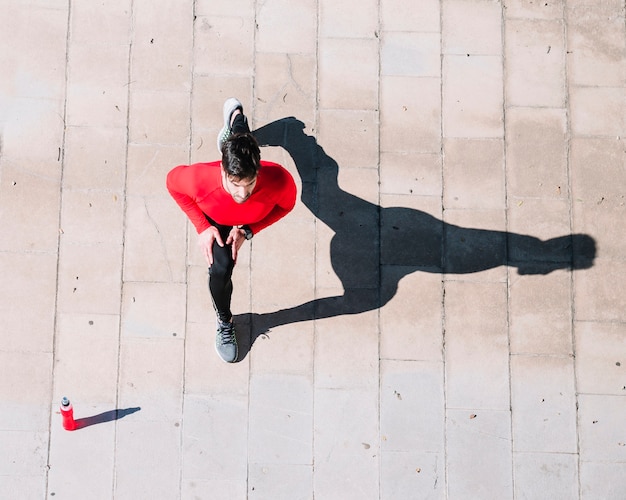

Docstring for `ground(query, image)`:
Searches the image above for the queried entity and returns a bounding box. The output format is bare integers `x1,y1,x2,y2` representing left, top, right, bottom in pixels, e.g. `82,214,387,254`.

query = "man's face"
221,168,257,204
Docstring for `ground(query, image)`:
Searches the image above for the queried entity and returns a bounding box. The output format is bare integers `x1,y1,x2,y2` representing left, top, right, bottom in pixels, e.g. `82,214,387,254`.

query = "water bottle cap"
61,397,70,406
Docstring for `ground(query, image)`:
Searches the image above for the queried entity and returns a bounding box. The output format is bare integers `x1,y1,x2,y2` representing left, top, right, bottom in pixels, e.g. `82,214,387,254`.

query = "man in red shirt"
167,98,297,362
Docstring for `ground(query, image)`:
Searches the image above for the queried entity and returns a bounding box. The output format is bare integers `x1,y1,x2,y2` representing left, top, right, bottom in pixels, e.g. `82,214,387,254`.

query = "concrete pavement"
1,0,625,498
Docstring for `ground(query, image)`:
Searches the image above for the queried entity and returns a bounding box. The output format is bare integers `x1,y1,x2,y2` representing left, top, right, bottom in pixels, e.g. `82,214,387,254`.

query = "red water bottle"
60,397,76,431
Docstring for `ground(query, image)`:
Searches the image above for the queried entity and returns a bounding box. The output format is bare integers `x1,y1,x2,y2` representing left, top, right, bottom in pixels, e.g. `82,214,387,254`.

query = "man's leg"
217,97,250,152
208,231,235,323
205,218,238,362
230,111,250,135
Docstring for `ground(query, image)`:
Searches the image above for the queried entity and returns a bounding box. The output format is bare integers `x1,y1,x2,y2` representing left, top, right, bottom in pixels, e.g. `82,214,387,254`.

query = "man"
167,98,297,362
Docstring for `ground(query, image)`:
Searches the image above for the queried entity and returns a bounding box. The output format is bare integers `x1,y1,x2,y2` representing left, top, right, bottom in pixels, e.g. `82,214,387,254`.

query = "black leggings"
206,217,236,323
206,111,250,322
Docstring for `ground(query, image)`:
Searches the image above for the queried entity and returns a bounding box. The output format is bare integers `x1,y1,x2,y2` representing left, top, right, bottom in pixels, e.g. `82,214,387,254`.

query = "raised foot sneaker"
215,318,238,363
216,97,243,153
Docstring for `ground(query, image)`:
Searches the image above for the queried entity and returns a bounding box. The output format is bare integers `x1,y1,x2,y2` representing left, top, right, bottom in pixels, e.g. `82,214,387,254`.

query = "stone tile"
505,107,568,198
1,6,68,100
181,479,247,499
69,0,131,45
248,464,312,500
570,86,626,137
380,451,445,500
184,321,250,396
121,281,186,339
381,32,440,77
63,126,127,191
248,374,313,465
0,430,48,476
185,265,212,325
380,152,442,197
578,394,626,462
442,55,503,138
505,19,566,107
256,0,317,54
380,267,443,362
123,195,187,283
503,0,564,19
580,461,626,500
9,301,53,372
574,258,626,322
442,0,503,55
128,90,190,145
128,143,190,197
1,97,65,163
0,351,52,431
60,189,124,246
380,360,445,452
380,194,442,270
380,0,440,32
567,0,626,87
114,420,182,499
190,76,253,138
315,225,342,291
444,281,510,409
249,321,314,375
509,270,573,355
315,308,379,389
336,166,380,204
314,387,379,499
66,43,130,128
0,252,57,353
319,38,379,110
193,15,254,77
575,321,626,395
56,241,123,315
47,405,115,499
251,219,315,310
320,0,378,39
53,314,119,404
443,138,505,210
117,338,184,421
130,0,193,91
254,53,317,126
318,110,378,169
513,452,578,500
507,198,572,265
310,168,380,284
380,76,441,153
570,138,626,261
182,394,248,481
443,208,508,281
510,355,577,453
446,409,513,499
0,476,45,500
195,0,254,17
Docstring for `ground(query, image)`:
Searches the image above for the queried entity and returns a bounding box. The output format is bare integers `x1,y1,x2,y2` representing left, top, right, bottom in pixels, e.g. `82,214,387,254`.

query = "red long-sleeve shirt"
166,160,297,235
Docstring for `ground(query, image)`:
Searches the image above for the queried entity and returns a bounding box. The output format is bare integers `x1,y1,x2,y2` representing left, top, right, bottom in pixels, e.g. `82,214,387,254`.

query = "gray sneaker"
216,97,243,153
215,318,238,363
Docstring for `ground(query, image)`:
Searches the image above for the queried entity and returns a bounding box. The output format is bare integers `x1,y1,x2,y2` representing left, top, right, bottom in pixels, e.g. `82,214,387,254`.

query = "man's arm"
166,165,212,234
248,168,297,235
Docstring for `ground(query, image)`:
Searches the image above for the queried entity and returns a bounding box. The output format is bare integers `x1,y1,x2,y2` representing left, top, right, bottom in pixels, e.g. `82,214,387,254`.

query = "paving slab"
1,0,625,498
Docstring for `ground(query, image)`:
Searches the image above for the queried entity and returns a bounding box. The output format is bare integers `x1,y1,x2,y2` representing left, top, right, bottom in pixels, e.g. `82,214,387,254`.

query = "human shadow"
74,407,141,430
234,117,596,359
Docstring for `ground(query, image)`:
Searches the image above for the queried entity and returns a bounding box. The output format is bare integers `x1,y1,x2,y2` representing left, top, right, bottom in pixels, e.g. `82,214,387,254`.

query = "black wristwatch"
240,225,253,240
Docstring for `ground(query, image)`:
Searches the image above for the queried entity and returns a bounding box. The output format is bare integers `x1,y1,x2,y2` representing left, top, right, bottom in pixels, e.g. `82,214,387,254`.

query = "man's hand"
226,227,247,263
198,226,223,266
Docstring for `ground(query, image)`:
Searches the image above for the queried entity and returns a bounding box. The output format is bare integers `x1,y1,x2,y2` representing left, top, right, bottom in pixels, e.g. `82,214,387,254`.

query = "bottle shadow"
74,407,141,430
234,117,596,360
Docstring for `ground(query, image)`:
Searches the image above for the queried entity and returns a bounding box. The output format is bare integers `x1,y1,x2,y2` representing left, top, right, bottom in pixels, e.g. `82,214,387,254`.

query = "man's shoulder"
259,161,292,180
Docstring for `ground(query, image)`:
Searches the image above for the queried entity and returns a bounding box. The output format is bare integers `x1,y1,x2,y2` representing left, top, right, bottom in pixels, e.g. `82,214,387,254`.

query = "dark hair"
221,133,261,180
